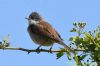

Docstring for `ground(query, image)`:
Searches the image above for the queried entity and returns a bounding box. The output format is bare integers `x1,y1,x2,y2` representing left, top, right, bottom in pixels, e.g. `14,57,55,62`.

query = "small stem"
0,47,99,53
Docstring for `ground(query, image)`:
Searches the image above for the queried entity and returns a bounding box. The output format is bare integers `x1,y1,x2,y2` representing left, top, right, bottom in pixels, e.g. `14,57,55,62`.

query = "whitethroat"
26,12,73,53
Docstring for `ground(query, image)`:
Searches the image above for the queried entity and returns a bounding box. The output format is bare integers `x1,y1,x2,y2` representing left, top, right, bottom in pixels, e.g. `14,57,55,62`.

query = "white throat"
28,19,39,25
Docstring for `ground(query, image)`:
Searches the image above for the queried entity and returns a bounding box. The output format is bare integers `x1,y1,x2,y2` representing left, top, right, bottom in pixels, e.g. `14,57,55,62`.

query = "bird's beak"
25,17,30,20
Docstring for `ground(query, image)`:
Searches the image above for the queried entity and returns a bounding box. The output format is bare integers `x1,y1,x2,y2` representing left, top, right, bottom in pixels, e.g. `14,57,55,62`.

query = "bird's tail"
59,41,74,53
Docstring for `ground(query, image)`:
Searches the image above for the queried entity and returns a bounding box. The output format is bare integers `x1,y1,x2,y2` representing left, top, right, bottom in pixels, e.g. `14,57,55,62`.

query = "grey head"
29,12,42,21
26,12,43,25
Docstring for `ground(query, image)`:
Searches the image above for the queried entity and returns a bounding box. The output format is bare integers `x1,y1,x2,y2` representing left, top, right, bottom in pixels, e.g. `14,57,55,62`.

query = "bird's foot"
36,47,41,54
27,50,32,54
48,47,53,54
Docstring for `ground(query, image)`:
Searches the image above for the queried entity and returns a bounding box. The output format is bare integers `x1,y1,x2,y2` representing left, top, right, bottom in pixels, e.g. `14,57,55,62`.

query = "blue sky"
0,0,99,66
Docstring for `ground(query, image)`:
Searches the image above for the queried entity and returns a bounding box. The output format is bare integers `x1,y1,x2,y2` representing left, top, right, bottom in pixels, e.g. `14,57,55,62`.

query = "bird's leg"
49,44,53,54
36,45,42,54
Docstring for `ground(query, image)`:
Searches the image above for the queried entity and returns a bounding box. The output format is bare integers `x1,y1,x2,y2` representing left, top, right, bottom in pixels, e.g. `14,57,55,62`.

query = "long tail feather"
59,41,74,53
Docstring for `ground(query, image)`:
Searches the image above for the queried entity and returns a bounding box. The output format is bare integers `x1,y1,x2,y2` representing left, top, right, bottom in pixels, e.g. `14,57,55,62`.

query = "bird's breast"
27,25,54,46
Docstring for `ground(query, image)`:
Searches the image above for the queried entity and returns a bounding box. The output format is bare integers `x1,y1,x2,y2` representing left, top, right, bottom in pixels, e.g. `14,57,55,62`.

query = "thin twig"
0,47,99,53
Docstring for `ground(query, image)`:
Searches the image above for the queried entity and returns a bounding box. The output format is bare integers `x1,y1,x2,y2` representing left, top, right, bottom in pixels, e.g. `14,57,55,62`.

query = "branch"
0,47,99,53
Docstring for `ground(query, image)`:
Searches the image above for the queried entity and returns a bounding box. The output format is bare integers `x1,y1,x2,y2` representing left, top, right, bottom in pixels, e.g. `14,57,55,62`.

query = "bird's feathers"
28,20,63,43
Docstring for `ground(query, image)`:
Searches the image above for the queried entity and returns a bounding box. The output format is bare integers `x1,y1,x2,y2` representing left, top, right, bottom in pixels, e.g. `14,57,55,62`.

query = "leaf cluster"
0,35,10,49
57,22,100,66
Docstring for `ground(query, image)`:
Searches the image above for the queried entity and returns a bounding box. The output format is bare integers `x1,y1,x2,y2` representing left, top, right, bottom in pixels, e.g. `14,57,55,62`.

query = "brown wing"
55,29,63,41
37,21,63,42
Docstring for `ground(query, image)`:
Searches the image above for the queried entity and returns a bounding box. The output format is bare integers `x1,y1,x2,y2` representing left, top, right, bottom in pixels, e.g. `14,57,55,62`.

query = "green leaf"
84,32,91,43
74,37,82,45
73,23,77,27
69,37,73,41
0,42,2,44
56,52,64,59
5,43,10,47
79,55,87,61
70,28,77,32
69,36,77,41
2,35,10,48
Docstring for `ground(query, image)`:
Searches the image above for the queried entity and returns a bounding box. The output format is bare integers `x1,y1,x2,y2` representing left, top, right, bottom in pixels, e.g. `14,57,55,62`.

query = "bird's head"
26,12,42,25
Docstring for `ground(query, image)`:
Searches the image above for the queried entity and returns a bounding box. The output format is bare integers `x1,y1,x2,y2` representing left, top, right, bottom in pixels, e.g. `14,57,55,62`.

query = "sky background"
0,0,100,66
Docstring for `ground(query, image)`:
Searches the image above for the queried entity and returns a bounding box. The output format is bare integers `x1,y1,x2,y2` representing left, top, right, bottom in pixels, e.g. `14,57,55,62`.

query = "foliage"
57,22,100,66
56,48,71,60
0,35,10,49
56,51,64,59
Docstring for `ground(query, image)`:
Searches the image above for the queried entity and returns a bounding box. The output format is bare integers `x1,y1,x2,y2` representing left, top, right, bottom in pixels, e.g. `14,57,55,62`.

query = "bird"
26,12,73,53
